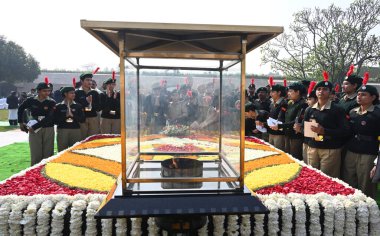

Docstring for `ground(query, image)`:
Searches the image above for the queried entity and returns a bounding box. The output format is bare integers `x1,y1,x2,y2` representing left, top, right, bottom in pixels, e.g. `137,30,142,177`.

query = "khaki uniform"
80,117,100,139
57,129,82,152
342,105,380,199
269,134,285,150
29,127,55,165
303,100,350,178
75,87,101,139
18,96,56,166
284,136,303,160
54,101,85,152
302,143,308,164
101,118,121,134
307,146,341,178
342,151,377,198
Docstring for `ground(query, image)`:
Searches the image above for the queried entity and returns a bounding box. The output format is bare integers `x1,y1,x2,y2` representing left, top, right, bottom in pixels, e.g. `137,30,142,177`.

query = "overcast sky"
0,0,354,74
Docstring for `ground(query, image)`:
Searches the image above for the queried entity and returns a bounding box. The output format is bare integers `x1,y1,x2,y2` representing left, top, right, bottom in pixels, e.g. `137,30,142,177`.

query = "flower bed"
0,134,379,235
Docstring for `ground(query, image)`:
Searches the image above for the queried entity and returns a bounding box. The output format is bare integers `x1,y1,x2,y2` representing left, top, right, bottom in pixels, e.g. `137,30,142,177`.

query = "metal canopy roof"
80,20,283,61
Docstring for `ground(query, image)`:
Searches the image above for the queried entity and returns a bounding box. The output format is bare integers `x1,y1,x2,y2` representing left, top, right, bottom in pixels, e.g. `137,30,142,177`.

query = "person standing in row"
254,87,271,112
342,73,380,199
295,81,317,164
267,77,287,150
275,82,307,160
6,91,19,126
17,78,56,166
338,65,362,114
303,71,350,178
247,78,256,103
75,68,101,139
54,79,85,152
100,72,121,134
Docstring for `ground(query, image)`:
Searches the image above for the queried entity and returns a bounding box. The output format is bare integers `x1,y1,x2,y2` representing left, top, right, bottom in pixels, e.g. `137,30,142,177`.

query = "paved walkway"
0,129,28,148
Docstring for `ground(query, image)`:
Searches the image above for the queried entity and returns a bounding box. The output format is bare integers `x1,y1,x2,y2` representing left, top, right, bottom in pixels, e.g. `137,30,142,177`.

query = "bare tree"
261,0,380,84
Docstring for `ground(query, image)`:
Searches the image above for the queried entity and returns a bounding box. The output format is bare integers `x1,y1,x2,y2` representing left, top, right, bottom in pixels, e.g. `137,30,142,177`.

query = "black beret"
314,80,333,91
104,78,116,85
271,84,286,96
288,82,307,95
79,73,93,80
301,80,311,88
256,87,268,93
357,84,379,96
36,82,51,90
344,74,362,87
307,90,317,99
60,87,75,95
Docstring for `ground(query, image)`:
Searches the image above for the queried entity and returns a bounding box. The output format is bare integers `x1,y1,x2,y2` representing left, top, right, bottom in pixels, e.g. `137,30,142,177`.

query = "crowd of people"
6,66,380,199
244,69,380,199
15,71,120,165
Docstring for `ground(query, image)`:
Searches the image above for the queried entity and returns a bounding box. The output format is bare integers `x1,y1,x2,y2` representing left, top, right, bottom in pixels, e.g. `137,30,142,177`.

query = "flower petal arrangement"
0,134,379,235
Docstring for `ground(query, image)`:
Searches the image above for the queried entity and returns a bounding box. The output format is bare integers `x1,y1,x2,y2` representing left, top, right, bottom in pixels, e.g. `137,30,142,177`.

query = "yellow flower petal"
244,163,301,191
44,163,116,192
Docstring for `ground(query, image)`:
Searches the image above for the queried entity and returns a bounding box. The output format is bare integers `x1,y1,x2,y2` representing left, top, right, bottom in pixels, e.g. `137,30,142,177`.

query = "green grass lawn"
0,142,30,181
0,142,57,181
0,126,17,132
0,109,8,121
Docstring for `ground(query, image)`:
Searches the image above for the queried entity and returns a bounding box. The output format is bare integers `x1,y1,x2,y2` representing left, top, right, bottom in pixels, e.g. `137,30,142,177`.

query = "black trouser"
9,120,17,126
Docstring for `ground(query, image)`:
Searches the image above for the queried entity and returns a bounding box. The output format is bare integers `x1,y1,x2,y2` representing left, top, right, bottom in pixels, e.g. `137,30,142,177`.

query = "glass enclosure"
123,58,243,193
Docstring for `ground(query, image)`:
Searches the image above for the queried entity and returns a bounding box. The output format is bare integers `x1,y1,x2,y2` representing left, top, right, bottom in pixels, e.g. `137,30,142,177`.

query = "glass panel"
221,62,241,176
139,69,220,154
125,63,138,173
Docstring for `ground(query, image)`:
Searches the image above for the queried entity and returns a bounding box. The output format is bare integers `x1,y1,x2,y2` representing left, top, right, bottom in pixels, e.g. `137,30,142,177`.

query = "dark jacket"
338,93,359,115
347,105,380,155
74,88,100,118
100,91,120,119
254,98,271,112
54,102,85,129
17,96,56,130
278,98,307,139
303,101,350,149
6,95,19,109
267,97,287,135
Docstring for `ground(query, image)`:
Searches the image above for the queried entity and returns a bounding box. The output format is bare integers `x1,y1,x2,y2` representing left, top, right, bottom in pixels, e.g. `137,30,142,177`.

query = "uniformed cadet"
100,75,121,134
303,71,350,178
167,89,188,125
75,71,101,139
274,82,307,160
338,65,362,114
54,84,85,152
267,81,287,151
247,79,256,103
342,73,380,199
254,87,271,112
143,83,168,134
244,102,269,136
17,78,56,166
295,81,318,164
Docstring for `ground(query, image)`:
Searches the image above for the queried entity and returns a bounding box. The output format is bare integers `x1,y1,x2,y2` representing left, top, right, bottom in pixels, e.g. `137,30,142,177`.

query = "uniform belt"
354,134,377,142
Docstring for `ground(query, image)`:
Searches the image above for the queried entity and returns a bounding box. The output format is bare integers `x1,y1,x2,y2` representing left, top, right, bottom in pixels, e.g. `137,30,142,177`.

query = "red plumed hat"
112,71,116,82
268,76,274,87
92,67,100,74
308,81,317,95
346,64,355,77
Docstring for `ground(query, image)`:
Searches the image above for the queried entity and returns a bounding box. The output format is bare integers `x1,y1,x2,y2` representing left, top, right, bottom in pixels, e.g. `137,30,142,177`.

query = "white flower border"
0,134,379,235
